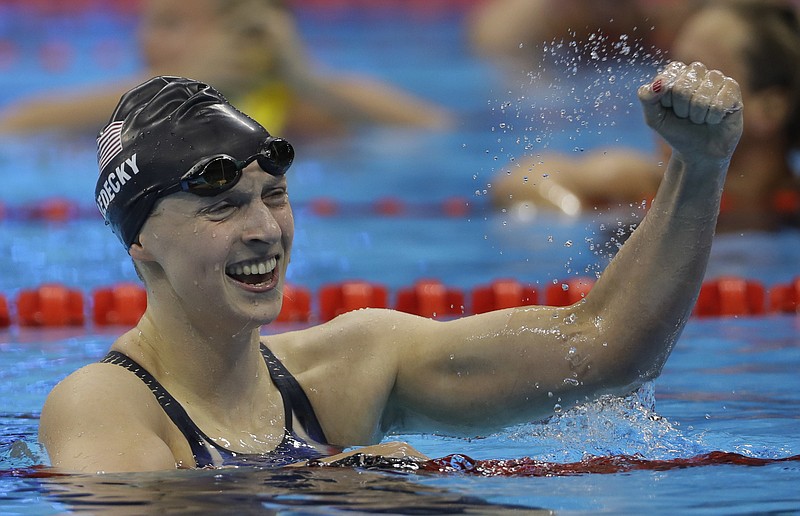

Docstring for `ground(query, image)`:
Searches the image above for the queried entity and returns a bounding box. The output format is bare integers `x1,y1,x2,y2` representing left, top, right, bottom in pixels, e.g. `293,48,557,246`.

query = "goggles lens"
177,137,294,197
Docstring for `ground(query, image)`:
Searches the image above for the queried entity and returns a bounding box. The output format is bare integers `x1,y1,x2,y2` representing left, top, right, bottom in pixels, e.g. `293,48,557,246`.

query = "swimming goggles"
161,137,294,197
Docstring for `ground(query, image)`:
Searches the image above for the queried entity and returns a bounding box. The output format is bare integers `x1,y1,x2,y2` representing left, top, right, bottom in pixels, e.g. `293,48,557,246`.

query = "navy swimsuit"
101,344,336,468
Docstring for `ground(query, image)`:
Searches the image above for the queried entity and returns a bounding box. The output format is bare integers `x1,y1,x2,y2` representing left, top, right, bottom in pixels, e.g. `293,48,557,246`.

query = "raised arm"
375,62,742,436
576,61,742,366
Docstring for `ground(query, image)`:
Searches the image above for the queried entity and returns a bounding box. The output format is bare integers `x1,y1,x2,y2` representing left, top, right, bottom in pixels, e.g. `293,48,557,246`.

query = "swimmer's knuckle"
723,77,741,93
671,82,693,101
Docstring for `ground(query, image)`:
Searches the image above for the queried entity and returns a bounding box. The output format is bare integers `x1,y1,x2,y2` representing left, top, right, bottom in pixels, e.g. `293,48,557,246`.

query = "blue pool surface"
2,3,800,514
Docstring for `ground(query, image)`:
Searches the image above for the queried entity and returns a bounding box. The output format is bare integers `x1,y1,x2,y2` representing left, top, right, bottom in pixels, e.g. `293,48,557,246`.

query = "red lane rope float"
0,294,10,328
395,279,464,318
472,278,538,314
719,189,800,217
306,197,476,218
319,281,388,321
1,466,69,478
16,284,84,327
276,284,312,323
1,276,798,329
0,198,480,222
769,277,800,313
0,198,99,223
545,277,595,307
694,276,767,318
92,283,147,326
420,451,800,477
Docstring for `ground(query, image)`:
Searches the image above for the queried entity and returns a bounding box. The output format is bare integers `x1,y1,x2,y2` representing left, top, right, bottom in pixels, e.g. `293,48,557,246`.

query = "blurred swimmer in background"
490,0,800,232
0,0,451,139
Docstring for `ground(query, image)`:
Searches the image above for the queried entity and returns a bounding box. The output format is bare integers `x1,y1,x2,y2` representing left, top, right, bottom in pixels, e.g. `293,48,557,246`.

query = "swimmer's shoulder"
267,307,432,362
43,359,164,417
39,358,179,472
265,308,438,396
266,308,434,445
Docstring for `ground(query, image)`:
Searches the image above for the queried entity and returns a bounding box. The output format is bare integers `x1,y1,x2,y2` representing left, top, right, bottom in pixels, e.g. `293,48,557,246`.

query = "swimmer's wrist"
657,154,728,211
668,151,731,177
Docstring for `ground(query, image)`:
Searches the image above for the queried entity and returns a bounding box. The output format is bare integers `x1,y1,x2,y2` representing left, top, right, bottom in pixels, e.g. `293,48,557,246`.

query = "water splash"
483,29,667,175
502,382,706,463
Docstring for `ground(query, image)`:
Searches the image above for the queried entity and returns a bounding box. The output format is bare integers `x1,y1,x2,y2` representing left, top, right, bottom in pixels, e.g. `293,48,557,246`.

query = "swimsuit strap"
100,351,217,466
259,343,329,445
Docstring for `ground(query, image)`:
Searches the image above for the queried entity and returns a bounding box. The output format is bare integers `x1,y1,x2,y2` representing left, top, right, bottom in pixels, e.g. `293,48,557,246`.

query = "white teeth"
226,257,277,276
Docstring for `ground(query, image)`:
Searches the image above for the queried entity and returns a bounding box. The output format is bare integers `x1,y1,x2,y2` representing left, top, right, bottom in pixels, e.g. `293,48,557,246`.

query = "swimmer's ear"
748,87,790,138
128,238,155,262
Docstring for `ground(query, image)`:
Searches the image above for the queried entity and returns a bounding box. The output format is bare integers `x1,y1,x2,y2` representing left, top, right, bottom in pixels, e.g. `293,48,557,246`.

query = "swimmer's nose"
241,200,282,244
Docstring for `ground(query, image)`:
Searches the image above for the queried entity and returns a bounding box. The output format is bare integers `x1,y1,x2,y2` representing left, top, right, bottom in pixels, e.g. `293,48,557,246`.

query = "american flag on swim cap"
96,121,124,173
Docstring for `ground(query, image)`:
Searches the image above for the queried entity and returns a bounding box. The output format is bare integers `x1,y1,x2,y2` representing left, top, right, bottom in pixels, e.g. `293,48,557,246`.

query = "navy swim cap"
95,76,277,249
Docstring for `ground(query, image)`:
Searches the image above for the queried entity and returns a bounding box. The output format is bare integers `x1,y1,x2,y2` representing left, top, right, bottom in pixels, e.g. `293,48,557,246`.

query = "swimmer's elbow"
584,335,672,398
600,353,670,398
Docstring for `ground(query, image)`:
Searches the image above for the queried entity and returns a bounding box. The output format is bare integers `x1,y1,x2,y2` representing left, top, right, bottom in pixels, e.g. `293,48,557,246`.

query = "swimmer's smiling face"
132,161,293,327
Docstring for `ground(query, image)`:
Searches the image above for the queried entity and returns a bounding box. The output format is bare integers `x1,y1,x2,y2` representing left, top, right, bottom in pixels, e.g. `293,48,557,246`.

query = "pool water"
2,3,800,514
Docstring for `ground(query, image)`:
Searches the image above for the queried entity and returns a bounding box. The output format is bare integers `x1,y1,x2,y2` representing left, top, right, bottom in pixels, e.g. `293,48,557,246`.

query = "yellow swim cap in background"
236,81,291,134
